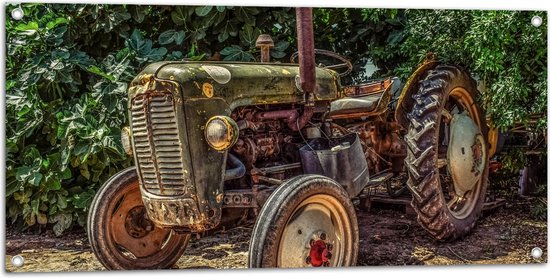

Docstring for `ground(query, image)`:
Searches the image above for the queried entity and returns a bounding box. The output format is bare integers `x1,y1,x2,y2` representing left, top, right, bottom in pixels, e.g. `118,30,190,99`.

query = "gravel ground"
5,196,547,272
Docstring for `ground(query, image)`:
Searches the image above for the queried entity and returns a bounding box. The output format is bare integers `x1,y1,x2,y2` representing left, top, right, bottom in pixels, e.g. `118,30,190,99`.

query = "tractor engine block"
348,121,407,174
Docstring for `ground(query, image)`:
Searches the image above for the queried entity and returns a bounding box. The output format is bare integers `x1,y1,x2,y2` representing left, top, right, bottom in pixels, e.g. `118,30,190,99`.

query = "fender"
394,53,438,129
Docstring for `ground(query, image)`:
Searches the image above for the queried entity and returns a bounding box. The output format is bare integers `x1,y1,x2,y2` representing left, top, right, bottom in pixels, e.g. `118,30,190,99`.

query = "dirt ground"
5,196,547,272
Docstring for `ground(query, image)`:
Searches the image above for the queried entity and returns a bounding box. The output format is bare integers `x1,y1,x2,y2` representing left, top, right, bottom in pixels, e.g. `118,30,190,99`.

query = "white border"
1,1,549,278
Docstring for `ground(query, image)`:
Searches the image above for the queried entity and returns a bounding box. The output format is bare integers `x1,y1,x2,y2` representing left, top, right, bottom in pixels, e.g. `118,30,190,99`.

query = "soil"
5,195,547,272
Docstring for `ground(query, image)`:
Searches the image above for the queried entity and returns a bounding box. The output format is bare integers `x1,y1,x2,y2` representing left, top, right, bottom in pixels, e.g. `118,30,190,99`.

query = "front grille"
131,93,187,195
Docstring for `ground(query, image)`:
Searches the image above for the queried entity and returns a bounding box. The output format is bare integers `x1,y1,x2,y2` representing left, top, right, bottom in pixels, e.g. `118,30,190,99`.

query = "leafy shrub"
5,4,296,234
531,184,548,221
4,4,339,235
5,4,547,234
387,10,547,131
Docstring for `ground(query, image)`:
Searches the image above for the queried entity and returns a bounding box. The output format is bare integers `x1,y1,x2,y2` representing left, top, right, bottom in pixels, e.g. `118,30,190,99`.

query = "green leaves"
126,29,168,62
239,25,261,47
127,29,148,53
220,45,254,61
15,21,39,35
271,41,290,59
7,4,544,237
87,65,115,81
158,29,185,45
72,190,95,209
394,10,547,130
46,18,69,30
50,213,73,236
195,6,213,17
171,7,189,26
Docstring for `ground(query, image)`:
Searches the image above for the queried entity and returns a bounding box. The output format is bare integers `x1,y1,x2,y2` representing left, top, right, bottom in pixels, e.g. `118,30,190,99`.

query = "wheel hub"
124,206,154,238
306,233,333,267
447,112,487,196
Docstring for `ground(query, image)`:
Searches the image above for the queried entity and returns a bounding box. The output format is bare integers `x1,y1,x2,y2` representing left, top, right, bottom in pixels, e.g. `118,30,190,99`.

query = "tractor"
87,7,491,269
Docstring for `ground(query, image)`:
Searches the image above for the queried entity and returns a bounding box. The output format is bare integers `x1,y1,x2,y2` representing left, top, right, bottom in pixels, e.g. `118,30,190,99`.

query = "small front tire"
87,167,190,270
248,175,358,268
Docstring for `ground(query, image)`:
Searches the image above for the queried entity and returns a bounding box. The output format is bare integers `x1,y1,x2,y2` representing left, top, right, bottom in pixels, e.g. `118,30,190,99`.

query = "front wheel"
248,175,358,268
405,65,489,241
87,167,190,269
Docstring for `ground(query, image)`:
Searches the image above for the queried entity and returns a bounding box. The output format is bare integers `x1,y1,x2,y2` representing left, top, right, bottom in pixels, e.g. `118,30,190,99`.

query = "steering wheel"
290,49,353,77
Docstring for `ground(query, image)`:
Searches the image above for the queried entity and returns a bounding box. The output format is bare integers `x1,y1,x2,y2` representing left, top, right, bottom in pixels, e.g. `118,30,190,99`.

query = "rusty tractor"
88,8,492,269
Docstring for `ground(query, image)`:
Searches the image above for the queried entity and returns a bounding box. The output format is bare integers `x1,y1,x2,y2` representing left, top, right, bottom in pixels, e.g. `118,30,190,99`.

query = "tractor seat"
329,78,394,117
329,93,383,115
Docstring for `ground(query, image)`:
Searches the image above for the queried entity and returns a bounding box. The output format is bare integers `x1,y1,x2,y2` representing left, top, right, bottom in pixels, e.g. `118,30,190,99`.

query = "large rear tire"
405,65,489,241
248,175,358,268
87,167,190,269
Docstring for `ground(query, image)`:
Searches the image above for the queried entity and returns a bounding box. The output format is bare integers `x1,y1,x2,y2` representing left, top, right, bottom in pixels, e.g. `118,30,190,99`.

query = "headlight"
205,116,239,151
121,126,133,156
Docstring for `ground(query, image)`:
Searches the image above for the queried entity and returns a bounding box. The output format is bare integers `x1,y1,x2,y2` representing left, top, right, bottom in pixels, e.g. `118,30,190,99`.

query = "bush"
4,4,294,235
386,10,547,130
5,4,546,234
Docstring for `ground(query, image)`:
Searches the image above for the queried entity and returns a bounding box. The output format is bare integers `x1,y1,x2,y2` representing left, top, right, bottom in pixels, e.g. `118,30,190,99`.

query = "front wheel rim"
106,181,177,261
277,194,353,267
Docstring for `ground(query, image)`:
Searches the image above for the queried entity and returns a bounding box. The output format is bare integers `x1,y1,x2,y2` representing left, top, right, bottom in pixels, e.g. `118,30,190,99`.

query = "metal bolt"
320,233,327,240
11,255,24,267
11,6,24,21
255,34,274,63
532,247,543,259
305,256,311,264
532,16,543,27
326,243,333,251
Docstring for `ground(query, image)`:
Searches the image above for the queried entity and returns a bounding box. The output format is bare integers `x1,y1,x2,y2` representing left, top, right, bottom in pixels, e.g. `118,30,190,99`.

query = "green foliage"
4,4,297,235
6,4,547,234
384,10,547,131
531,184,547,221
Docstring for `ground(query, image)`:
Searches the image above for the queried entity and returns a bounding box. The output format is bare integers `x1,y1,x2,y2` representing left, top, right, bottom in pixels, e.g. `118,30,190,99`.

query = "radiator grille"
131,93,187,195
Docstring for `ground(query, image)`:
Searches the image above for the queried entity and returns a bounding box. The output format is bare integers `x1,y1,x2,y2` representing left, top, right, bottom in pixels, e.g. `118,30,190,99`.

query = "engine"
227,105,407,190
346,121,407,173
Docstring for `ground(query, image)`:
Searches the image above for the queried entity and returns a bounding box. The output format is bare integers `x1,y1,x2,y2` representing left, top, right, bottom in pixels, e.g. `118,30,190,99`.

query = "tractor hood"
126,61,340,232
129,61,341,108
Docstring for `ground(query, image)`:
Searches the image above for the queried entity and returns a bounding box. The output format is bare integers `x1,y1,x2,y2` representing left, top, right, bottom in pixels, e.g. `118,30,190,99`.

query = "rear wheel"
87,167,190,269
405,65,489,241
248,175,358,268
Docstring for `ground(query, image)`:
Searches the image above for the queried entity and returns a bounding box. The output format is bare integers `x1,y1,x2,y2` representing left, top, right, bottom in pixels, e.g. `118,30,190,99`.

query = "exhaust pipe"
296,7,316,97
293,7,316,130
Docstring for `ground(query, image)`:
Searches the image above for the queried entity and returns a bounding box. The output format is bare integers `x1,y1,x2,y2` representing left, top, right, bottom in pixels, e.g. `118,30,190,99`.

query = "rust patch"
202,83,214,98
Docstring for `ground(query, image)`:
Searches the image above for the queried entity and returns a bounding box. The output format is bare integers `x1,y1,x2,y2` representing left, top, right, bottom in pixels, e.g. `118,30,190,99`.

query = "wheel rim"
438,87,486,219
106,180,176,260
276,194,353,267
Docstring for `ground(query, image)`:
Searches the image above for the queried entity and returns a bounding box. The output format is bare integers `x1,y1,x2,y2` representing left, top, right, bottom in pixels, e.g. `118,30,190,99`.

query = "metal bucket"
299,133,369,197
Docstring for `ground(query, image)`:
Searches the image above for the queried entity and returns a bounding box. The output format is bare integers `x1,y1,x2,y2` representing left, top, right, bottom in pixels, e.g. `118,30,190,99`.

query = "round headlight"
121,126,133,156
205,116,239,151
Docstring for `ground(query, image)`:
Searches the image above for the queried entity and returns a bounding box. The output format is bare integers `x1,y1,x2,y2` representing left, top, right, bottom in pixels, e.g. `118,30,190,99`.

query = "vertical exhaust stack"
296,7,316,102
294,7,316,130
